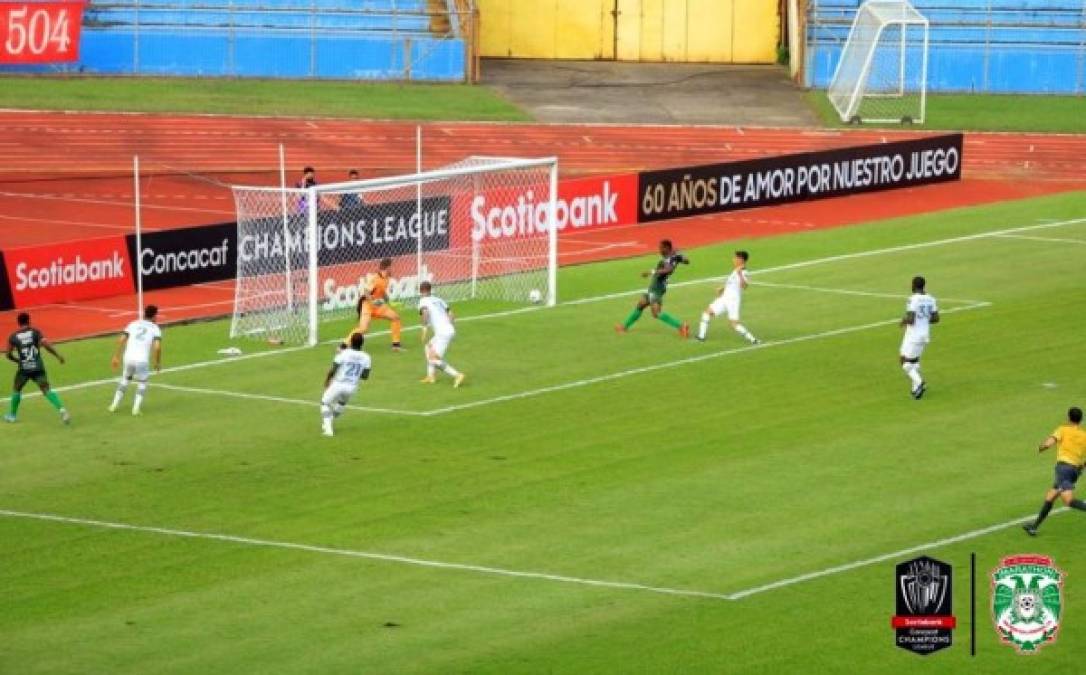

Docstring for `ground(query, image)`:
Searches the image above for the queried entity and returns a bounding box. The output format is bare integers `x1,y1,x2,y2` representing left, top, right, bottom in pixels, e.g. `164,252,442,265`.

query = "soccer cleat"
108,403,118,413
322,428,334,437
614,324,627,334
61,410,71,425
696,336,706,342
420,376,436,384
453,373,466,389
391,343,404,352
132,409,141,417
912,382,927,400
750,337,762,345
1023,524,1038,537
3,413,15,423
679,322,691,339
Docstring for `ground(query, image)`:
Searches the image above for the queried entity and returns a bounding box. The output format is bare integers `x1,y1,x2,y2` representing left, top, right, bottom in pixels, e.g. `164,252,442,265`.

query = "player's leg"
697,298,722,341
375,305,403,350
130,363,151,415
653,298,688,337
1026,467,1085,535
320,385,340,436
110,362,134,412
36,374,69,424
5,371,28,422
899,340,925,397
427,335,463,386
725,297,758,344
618,295,650,332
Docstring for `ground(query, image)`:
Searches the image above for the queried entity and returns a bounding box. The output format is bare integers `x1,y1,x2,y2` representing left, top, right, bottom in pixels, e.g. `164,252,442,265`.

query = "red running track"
0,111,1082,341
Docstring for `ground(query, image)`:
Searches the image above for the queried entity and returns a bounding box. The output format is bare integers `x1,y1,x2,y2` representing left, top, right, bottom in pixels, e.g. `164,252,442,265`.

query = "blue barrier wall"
806,1,1086,94
2,0,466,81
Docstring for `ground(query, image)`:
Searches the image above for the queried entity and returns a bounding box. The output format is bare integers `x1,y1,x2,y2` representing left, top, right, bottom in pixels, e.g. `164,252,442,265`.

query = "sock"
1033,500,1055,527
321,404,333,426
390,319,402,345
8,392,21,417
734,323,756,343
111,381,128,409
132,383,147,413
902,363,923,389
657,312,682,329
439,361,461,377
44,390,64,411
426,362,436,378
623,307,644,329
1069,499,1086,512
698,312,711,340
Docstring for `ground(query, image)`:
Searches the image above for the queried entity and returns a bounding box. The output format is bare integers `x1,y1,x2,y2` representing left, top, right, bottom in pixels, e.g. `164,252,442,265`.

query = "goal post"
827,1,929,125
229,156,559,346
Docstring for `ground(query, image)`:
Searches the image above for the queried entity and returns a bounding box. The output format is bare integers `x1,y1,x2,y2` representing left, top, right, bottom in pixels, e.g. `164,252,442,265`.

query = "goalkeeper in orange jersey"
343,257,404,351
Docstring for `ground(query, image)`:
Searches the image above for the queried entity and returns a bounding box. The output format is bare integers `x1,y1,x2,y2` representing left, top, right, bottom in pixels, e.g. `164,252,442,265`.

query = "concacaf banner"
637,134,964,222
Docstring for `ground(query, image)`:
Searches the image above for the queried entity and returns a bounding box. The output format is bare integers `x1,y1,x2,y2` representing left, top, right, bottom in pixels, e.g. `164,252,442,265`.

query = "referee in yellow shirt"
1025,406,1086,536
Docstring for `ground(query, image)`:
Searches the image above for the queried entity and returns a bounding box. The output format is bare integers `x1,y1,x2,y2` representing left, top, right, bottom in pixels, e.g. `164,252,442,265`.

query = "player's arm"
40,338,65,365
1039,431,1060,453
324,362,338,389
151,338,163,372
740,270,749,290
111,333,129,369
930,310,940,324
448,307,456,325
5,341,17,364
360,367,371,381
900,311,916,328
419,307,430,342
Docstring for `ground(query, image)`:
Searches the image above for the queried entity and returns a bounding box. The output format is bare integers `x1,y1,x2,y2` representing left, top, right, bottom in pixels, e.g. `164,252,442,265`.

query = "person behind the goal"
418,281,465,388
109,304,163,415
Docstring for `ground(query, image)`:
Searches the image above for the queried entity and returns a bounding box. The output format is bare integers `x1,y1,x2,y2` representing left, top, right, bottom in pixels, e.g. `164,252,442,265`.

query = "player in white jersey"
418,281,465,388
899,275,940,400
321,332,372,436
109,305,163,415
697,250,760,345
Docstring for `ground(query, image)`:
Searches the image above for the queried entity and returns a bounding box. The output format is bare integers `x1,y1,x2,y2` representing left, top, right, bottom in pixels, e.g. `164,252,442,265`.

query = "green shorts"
13,369,48,391
645,287,666,305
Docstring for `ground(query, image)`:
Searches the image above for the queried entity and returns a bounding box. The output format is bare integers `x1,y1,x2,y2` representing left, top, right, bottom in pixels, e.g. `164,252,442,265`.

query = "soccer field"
3,190,1086,673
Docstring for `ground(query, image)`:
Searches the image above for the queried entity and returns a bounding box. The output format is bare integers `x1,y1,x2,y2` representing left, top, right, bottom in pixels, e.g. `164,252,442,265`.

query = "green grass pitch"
2,190,1086,673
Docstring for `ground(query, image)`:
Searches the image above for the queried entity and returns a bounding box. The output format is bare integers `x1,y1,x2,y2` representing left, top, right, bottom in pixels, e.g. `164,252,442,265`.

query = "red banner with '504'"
0,2,84,64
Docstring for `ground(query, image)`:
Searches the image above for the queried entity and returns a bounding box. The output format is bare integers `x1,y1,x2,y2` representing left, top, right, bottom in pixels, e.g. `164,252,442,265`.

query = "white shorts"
900,337,929,360
709,293,741,320
321,382,357,407
123,360,152,382
428,333,454,359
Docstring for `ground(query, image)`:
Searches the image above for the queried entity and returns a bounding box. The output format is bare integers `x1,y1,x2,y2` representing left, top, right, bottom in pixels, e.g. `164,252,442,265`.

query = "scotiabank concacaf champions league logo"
992,555,1064,654
892,556,955,655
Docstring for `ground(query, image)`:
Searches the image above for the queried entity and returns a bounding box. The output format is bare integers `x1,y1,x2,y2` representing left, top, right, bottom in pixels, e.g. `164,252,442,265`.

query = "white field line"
5,215,1078,407
726,508,1069,600
421,302,991,417
154,383,424,417
749,280,986,305
0,509,731,601
990,233,1086,246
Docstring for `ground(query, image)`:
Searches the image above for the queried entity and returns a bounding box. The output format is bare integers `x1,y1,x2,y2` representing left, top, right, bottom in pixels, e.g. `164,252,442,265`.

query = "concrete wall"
478,0,780,63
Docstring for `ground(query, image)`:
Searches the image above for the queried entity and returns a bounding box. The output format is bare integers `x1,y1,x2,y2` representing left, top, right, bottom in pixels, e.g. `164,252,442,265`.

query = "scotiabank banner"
4,236,132,307
127,223,235,291
463,173,639,245
0,2,85,64
637,134,964,222
0,251,13,310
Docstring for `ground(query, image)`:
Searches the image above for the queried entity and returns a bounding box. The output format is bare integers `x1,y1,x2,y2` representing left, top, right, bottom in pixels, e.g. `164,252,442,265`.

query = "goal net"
230,156,558,346
827,1,929,124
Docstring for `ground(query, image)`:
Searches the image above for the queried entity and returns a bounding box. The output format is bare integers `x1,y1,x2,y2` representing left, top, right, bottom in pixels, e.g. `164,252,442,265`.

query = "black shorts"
13,369,48,391
1053,462,1081,492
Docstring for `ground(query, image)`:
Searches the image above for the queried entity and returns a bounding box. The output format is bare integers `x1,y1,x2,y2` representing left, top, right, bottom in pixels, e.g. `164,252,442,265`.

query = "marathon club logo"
992,555,1064,654
892,556,956,655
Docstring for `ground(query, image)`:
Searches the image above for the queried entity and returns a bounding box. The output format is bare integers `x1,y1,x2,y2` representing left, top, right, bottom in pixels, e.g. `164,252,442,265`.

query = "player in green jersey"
615,239,691,338
5,312,70,424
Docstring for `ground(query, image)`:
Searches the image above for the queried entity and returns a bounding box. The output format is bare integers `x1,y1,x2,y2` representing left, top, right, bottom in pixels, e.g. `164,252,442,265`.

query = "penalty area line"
423,302,991,417
726,508,1069,600
0,509,731,602
154,383,423,417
